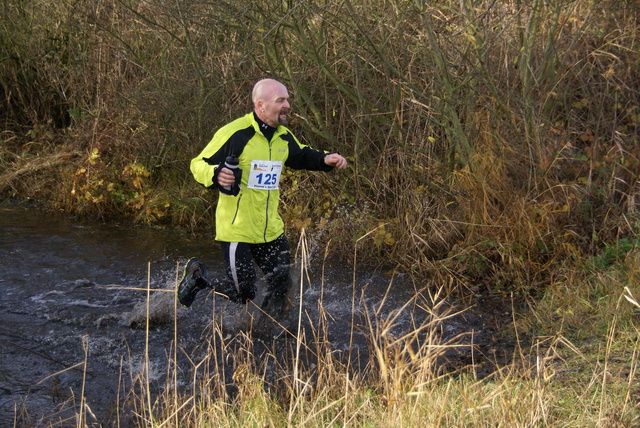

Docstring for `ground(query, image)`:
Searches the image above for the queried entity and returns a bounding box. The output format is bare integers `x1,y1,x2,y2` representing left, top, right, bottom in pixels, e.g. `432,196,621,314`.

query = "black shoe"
177,258,209,307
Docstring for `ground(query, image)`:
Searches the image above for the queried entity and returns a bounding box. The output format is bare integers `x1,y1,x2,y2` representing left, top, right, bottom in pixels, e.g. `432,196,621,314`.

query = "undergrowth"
1,0,637,291
2,1,639,425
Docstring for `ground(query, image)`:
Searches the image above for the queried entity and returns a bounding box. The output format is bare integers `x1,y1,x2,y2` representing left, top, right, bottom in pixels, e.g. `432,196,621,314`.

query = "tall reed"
89,246,638,426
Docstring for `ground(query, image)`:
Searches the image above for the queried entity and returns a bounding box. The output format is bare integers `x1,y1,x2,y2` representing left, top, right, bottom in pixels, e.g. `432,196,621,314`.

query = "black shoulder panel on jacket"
279,131,296,146
281,131,332,171
203,125,255,166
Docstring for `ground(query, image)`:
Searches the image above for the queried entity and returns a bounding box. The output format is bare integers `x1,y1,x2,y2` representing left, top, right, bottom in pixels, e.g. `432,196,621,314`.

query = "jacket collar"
253,111,277,141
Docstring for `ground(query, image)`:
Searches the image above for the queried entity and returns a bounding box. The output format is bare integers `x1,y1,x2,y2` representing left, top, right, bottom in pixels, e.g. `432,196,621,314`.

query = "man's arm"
282,131,346,171
190,139,224,188
191,121,254,189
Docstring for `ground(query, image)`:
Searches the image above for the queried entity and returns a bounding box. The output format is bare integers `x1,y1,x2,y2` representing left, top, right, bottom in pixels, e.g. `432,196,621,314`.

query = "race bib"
247,160,283,190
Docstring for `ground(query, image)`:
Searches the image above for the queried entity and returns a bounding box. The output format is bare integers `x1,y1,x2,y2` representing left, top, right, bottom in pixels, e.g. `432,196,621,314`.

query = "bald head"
253,79,290,127
252,79,285,103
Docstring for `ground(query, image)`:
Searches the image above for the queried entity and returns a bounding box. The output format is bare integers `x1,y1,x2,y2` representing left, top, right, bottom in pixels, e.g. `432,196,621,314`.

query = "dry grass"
0,150,82,193
115,288,640,427
13,238,639,428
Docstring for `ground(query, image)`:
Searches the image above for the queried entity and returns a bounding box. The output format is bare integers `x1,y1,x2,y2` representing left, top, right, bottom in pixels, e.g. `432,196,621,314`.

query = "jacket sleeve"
191,120,254,188
281,131,334,171
190,133,229,189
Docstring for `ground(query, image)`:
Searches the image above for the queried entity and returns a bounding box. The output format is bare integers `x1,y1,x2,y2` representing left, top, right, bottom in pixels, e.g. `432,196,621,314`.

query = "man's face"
260,83,290,127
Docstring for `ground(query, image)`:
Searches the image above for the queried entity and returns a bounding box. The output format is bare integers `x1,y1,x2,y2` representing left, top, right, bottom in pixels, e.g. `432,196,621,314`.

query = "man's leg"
220,241,256,304
177,258,210,307
253,234,292,316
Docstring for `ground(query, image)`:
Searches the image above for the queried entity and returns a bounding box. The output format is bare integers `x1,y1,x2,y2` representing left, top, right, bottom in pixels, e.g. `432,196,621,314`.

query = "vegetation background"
1,0,639,426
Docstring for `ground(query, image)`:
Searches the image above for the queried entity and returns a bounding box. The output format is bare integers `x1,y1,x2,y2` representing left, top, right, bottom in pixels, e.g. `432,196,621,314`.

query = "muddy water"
0,204,514,426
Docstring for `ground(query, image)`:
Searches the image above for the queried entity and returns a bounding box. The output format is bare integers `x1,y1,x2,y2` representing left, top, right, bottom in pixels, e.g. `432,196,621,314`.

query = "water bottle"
221,154,242,196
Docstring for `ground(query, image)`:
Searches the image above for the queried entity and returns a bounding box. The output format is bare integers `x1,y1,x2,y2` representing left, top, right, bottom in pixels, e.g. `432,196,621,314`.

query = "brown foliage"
1,0,638,292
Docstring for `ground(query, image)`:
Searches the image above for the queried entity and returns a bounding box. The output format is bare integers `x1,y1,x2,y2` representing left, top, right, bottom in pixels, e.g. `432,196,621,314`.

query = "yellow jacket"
190,112,332,243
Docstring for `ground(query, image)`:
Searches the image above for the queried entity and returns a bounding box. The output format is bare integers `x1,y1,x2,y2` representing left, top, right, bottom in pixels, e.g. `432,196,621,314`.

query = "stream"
0,203,516,426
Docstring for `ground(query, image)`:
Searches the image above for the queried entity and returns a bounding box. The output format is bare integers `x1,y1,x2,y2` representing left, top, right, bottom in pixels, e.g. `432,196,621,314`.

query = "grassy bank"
2,0,639,425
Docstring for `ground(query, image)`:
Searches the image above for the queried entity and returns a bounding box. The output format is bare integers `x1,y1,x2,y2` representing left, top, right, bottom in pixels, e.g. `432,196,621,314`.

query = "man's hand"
324,153,347,170
217,167,236,187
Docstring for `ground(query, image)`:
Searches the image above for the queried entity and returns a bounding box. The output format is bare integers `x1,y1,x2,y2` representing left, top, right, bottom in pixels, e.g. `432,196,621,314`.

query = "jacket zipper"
231,195,242,224
263,140,272,242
